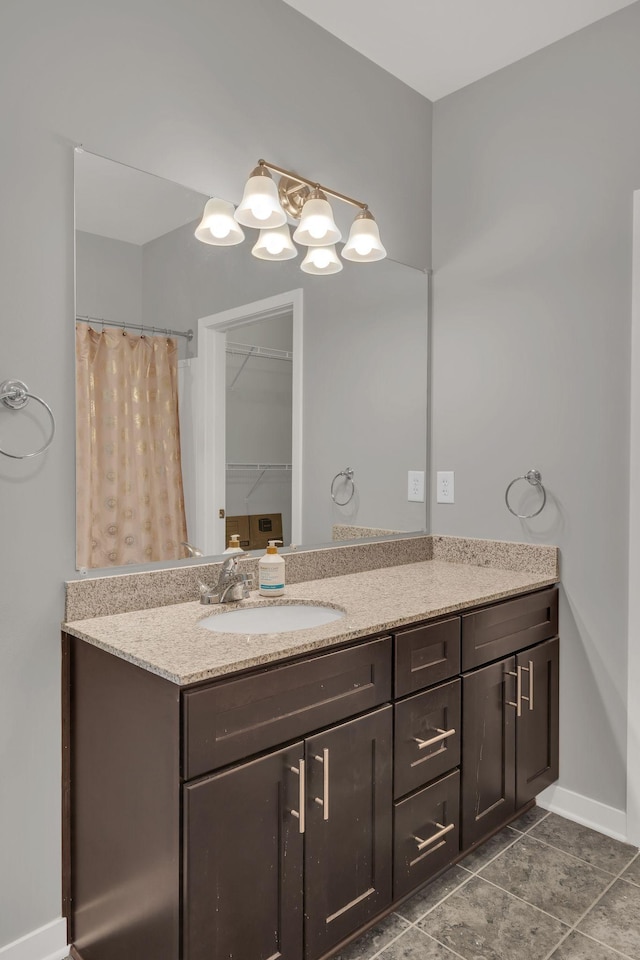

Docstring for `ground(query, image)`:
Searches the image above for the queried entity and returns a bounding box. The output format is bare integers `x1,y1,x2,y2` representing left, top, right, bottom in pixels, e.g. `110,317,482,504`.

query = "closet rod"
226,341,292,362
76,315,194,341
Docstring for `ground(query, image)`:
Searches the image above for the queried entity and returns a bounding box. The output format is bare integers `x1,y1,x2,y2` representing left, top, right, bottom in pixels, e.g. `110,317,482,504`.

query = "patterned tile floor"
335,808,640,960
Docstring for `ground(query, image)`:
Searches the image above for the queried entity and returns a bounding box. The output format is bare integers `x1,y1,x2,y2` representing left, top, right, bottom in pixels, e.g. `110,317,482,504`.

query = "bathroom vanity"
63,554,559,960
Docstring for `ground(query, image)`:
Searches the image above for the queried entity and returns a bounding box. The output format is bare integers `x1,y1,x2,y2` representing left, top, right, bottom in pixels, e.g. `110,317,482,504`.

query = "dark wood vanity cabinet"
184,742,305,960
64,585,559,960
304,707,393,959
461,601,560,849
184,707,393,960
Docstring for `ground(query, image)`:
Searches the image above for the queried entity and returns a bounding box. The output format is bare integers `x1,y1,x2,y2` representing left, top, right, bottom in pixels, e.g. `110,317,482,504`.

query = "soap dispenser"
258,540,285,596
223,534,244,554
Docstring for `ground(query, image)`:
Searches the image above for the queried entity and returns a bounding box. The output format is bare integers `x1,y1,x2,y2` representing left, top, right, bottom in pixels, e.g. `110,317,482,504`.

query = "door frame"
627,189,640,845
195,289,303,556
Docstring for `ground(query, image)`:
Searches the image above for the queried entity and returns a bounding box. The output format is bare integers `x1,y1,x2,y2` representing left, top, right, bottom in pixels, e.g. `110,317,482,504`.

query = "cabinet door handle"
413,728,456,750
413,822,455,851
289,760,305,834
520,660,534,711
313,748,330,821
505,667,522,717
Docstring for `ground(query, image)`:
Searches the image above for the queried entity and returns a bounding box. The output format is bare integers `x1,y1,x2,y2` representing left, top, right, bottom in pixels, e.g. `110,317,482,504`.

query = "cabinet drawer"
461,587,558,671
393,769,460,900
394,679,460,799
395,618,460,697
182,637,392,779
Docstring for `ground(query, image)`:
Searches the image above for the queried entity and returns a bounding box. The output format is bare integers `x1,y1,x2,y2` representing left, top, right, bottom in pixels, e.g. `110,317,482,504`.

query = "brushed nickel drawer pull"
289,760,305,834
313,748,330,821
413,821,455,851
413,728,456,750
520,659,534,711
505,667,522,717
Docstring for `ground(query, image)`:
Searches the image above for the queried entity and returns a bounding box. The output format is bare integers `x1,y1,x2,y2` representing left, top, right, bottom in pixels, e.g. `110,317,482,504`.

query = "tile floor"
336,808,640,960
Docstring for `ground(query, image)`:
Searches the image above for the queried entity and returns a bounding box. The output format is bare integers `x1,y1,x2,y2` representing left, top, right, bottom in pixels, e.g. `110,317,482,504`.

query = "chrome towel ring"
331,467,355,506
0,379,56,460
505,469,547,519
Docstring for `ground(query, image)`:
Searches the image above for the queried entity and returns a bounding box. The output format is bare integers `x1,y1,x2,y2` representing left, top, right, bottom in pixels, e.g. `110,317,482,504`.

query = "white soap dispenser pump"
258,540,285,597
223,534,244,554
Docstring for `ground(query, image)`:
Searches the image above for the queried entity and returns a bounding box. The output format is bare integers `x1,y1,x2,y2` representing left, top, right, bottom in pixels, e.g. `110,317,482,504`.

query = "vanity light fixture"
195,159,387,271
252,224,297,261
300,244,343,275
292,187,342,246
342,209,387,262
234,165,287,229
194,198,245,245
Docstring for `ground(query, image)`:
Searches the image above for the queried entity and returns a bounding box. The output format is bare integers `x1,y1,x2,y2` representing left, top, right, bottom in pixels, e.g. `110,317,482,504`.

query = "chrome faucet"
182,540,204,558
199,556,252,604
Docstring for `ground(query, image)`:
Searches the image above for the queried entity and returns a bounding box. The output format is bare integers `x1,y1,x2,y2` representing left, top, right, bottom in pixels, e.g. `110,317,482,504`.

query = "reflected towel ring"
505,469,547,519
0,379,56,460
331,467,355,506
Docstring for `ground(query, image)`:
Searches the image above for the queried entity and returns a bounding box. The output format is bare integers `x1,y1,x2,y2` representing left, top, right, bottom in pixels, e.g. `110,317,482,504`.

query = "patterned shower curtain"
76,324,188,568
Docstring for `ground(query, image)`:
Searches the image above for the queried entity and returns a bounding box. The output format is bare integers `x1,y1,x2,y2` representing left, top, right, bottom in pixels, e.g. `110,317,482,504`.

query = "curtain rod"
76,315,194,341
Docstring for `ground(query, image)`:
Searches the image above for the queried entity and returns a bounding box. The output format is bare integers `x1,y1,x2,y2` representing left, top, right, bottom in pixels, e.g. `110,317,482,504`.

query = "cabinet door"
183,742,304,960
516,637,560,806
461,657,516,849
304,706,393,960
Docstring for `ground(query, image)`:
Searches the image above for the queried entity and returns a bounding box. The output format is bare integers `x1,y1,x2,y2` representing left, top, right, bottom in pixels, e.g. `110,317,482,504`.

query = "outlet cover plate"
437,471,455,503
408,470,425,502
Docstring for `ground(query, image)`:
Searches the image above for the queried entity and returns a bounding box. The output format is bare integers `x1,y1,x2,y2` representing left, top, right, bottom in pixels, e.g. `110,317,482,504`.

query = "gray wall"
0,0,431,949
431,2,640,813
75,231,143,324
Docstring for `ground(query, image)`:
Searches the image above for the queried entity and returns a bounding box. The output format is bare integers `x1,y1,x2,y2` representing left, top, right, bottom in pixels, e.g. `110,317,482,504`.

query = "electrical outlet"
407,470,425,502
437,471,455,503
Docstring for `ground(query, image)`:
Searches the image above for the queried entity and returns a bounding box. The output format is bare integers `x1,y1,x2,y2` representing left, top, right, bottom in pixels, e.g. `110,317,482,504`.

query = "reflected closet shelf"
226,463,292,471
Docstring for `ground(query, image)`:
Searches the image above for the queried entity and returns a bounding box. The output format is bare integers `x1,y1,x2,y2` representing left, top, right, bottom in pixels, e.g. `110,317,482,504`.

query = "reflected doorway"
196,290,303,555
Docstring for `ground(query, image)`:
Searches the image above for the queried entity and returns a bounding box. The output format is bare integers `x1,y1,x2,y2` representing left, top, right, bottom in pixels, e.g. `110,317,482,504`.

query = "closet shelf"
226,463,292,471
226,463,292,501
226,341,293,390
226,342,292,362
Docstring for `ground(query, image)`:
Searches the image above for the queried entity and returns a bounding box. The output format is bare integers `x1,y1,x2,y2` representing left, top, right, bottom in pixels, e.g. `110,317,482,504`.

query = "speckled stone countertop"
64,559,558,686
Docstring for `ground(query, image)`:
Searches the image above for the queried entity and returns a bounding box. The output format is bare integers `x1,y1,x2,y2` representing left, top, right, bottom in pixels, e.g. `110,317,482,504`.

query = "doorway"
196,290,303,555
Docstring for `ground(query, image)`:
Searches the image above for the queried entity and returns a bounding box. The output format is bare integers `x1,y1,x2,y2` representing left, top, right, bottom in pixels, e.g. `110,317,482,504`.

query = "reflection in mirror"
225,314,293,550
74,150,428,571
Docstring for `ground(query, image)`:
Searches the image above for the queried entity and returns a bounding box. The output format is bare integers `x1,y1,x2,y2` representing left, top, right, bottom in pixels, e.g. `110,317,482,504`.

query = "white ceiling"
282,0,638,100
75,151,206,246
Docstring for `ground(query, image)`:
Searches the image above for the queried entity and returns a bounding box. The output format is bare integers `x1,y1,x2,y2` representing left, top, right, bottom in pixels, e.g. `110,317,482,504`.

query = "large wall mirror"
74,150,428,571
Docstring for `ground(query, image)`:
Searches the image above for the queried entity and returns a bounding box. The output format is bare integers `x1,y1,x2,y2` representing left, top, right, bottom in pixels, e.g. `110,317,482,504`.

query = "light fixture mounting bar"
258,159,367,211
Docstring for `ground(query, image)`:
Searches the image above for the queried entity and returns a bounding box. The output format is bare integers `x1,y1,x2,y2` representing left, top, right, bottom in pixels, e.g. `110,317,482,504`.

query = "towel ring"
0,379,56,460
331,467,355,506
505,469,547,519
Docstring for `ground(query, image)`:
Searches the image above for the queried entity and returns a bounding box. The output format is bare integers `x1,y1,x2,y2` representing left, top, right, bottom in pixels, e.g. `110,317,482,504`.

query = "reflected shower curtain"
76,324,188,568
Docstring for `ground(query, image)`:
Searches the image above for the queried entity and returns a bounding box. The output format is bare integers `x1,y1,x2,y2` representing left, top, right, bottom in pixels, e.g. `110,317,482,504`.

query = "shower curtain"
76,324,188,568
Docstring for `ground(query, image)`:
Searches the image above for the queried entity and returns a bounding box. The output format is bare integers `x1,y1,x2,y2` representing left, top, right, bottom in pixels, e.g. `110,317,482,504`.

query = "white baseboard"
0,919,68,960
538,784,628,842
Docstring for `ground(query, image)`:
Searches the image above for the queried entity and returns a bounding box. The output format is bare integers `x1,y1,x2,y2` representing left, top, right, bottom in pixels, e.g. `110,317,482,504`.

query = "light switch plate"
408,470,425,502
437,471,455,503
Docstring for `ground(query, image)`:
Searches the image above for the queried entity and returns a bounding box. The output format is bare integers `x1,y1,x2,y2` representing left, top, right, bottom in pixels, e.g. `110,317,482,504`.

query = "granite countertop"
64,559,558,686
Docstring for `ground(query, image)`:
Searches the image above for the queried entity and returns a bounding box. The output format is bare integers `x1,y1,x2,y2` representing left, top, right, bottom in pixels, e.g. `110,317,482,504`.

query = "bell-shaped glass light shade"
195,198,245,245
252,224,297,261
234,166,287,229
293,194,342,246
341,211,387,262
300,244,343,275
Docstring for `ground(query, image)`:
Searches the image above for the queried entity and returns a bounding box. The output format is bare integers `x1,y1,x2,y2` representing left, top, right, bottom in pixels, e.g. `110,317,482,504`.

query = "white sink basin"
199,603,345,635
